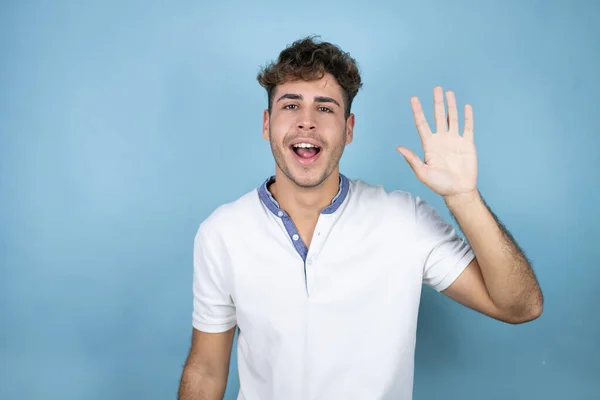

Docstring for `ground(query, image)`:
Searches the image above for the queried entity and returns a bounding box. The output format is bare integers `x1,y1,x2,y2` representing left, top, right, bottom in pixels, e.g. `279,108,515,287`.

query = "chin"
286,167,331,189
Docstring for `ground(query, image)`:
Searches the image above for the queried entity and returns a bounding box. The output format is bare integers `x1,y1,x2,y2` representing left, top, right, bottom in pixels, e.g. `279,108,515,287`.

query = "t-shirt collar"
257,173,349,216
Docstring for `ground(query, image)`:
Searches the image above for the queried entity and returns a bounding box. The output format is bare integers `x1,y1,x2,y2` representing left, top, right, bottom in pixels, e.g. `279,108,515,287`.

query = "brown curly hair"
257,35,362,118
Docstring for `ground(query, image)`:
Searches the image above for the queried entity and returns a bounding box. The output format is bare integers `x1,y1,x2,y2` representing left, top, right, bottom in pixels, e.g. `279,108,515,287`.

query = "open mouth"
291,142,322,164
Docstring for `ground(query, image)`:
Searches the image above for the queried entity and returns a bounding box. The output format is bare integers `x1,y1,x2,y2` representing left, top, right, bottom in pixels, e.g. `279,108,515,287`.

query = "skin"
178,326,236,400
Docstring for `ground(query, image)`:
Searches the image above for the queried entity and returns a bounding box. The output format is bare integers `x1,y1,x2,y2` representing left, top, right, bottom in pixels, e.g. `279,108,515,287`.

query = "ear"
262,109,270,141
345,113,355,145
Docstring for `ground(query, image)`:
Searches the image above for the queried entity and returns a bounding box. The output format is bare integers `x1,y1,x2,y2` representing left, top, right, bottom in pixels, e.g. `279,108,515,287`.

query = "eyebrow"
276,93,341,108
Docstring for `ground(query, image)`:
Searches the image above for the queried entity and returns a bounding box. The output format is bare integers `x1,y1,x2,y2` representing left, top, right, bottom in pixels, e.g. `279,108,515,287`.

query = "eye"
318,106,332,113
283,104,298,110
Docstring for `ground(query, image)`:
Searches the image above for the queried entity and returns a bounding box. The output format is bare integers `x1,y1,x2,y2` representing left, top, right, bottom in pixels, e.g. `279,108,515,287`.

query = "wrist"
443,189,481,209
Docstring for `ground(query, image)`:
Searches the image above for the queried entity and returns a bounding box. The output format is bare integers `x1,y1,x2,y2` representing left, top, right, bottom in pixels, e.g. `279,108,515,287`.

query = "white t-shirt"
192,174,475,400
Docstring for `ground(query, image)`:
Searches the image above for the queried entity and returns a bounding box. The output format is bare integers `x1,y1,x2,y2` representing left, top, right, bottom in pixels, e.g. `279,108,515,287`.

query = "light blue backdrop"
2,1,599,399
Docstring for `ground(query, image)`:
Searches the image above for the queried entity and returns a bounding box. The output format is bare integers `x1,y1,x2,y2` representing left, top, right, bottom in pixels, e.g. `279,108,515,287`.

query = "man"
178,36,543,400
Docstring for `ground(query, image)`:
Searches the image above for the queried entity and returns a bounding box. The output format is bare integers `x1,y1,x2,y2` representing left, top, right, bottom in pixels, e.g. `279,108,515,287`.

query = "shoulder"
347,178,419,215
346,178,446,229
194,186,261,243
347,178,460,250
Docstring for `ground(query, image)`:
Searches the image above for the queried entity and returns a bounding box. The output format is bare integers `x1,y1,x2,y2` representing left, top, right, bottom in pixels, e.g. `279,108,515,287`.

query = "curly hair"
257,36,362,118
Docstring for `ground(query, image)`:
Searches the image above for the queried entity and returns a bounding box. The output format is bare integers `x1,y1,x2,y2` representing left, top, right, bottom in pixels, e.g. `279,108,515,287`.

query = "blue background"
2,1,599,399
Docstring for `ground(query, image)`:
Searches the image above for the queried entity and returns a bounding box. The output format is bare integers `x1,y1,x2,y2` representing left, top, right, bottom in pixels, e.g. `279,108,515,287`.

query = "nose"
296,109,316,131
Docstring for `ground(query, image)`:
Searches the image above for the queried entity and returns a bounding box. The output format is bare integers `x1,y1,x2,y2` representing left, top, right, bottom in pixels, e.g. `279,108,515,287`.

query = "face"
262,73,355,189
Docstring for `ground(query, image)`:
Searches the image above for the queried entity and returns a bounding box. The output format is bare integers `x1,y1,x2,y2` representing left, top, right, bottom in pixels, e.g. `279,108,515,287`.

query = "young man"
178,36,543,400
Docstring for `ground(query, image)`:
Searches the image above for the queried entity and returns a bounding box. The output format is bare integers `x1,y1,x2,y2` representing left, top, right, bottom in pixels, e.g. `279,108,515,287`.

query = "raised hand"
396,86,478,200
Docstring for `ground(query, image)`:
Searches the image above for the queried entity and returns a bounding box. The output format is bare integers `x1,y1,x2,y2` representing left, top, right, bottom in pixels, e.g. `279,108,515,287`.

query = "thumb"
396,146,424,175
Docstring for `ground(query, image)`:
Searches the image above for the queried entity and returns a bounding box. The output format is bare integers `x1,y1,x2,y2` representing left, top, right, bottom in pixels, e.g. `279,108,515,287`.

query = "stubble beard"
269,122,347,189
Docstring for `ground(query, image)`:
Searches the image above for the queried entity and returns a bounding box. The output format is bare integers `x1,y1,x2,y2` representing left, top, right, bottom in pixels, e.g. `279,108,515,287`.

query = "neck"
269,169,340,219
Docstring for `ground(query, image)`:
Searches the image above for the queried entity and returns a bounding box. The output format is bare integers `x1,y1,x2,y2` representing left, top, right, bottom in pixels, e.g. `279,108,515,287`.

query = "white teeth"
293,143,318,148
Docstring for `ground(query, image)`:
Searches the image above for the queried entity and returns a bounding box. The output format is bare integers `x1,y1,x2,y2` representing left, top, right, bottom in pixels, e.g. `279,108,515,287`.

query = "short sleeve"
192,224,237,333
415,196,475,292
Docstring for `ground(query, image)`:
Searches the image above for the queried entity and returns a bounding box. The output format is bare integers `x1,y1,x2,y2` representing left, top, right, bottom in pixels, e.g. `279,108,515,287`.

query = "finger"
410,96,432,144
396,146,425,176
446,90,459,134
463,104,474,141
433,86,447,133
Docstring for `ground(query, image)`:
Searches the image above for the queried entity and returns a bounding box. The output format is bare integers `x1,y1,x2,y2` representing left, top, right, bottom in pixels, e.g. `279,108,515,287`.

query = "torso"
223,178,424,399
196,175,474,400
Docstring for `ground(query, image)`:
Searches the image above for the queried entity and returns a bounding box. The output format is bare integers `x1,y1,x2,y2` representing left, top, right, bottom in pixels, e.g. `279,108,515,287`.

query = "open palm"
397,87,478,198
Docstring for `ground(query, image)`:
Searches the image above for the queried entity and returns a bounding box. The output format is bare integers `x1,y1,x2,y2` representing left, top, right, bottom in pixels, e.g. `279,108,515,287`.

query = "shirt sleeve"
415,195,476,292
192,223,237,333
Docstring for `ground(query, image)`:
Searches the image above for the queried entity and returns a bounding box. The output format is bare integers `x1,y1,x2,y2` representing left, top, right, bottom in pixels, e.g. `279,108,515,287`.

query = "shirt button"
277,211,283,217
307,258,313,265
292,234,299,241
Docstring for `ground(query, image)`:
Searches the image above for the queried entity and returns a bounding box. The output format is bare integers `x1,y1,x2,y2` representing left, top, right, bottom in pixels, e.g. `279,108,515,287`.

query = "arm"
178,326,236,400
397,87,543,324
180,220,237,398
442,190,543,324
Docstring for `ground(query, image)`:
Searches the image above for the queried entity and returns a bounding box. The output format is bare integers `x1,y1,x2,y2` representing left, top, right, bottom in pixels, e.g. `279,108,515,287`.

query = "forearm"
178,367,227,400
444,190,543,318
